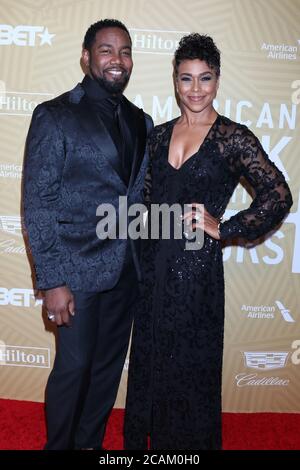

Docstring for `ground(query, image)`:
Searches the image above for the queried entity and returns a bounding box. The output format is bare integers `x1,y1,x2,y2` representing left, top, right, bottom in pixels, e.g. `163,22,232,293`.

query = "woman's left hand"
182,203,221,240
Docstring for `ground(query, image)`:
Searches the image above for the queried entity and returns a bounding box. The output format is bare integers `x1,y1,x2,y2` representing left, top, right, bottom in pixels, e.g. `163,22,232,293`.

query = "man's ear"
82,49,90,68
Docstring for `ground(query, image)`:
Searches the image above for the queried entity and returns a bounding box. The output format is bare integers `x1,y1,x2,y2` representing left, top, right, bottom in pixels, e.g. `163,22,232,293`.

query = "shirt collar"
81,75,122,103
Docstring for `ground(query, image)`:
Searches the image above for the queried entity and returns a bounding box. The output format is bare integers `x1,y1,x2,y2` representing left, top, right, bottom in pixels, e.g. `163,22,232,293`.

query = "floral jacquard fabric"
124,115,292,450
23,83,153,291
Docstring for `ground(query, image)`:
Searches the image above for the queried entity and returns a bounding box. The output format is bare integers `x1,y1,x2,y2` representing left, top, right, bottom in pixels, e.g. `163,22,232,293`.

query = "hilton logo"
0,91,53,116
130,28,189,55
0,343,50,368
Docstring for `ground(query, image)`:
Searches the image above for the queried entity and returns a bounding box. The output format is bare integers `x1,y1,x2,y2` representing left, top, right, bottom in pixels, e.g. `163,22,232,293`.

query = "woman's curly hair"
174,33,220,77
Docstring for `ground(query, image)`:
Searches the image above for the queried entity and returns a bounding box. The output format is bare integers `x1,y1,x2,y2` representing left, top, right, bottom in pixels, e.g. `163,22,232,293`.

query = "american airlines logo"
261,41,298,61
0,215,22,236
0,164,22,179
241,300,295,322
0,25,55,46
0,342,50,368
275,301,295,322
130,28,189,55
243,351,289,370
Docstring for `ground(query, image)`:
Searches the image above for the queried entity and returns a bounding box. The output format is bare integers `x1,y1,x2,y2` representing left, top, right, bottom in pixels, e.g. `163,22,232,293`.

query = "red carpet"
1,399,300,450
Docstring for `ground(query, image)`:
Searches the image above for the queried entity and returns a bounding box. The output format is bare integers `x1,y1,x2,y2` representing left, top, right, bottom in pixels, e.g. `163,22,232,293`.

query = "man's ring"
47,312,55,321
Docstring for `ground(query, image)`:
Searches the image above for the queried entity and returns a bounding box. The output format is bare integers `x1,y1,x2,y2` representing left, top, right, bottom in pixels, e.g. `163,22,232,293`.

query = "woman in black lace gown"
124,34,292,450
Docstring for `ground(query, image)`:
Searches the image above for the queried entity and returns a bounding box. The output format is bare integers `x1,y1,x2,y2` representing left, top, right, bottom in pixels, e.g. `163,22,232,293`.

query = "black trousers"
44,261,138,449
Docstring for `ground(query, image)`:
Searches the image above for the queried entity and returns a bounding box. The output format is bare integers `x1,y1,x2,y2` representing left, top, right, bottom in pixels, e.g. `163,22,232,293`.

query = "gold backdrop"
0,0,299,412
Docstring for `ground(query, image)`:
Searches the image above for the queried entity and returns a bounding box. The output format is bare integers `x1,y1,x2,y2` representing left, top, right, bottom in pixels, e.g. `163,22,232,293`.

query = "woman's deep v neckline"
167,115,219,171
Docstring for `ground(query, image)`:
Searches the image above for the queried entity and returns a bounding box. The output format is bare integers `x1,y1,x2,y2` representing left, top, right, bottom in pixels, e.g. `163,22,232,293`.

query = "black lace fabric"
124,115,292,450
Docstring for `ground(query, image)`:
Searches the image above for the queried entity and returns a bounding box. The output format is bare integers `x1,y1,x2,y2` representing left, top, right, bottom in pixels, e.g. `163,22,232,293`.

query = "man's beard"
91,69,130,94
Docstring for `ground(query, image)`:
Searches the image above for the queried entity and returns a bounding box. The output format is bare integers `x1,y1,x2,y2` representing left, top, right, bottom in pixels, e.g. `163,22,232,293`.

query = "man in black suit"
23,19,153,450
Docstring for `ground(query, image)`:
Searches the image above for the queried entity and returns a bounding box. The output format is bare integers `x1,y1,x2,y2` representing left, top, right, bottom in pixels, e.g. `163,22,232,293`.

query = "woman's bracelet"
217,218,223,239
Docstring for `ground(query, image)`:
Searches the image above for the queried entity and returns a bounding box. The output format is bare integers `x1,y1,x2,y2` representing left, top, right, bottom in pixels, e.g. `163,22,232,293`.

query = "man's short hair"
83,19,131,51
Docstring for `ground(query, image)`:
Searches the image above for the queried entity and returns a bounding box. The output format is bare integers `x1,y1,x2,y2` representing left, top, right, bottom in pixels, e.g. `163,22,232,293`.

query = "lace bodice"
145,114,292,241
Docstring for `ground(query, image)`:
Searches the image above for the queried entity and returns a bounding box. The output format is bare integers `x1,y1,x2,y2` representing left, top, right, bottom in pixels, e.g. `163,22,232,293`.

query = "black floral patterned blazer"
23,80,153,292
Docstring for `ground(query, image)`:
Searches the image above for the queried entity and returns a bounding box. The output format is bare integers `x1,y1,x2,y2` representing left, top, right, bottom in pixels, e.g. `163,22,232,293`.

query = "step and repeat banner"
0,0,299,411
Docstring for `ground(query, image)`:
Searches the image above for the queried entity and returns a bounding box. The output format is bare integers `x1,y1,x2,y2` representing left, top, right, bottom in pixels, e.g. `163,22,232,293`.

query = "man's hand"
44,286,75,326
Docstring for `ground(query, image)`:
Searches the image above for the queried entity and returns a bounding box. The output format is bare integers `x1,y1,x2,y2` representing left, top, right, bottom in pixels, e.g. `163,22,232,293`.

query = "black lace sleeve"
220,126,293,241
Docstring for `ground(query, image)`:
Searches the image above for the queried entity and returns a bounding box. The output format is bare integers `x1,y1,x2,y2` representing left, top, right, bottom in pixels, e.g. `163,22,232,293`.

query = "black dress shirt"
82,75,133,186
